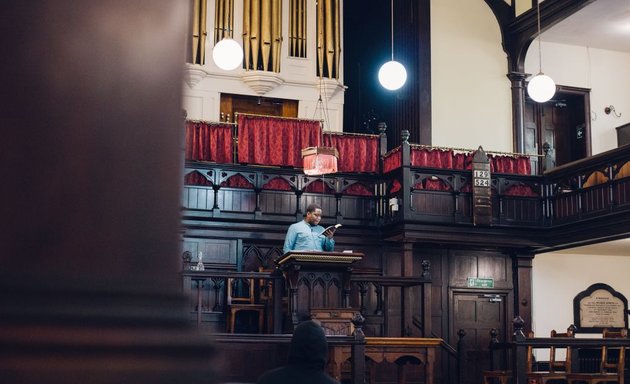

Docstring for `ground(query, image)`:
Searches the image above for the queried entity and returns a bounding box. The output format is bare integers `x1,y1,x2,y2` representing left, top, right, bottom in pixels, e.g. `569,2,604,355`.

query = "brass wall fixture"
604,105,622,118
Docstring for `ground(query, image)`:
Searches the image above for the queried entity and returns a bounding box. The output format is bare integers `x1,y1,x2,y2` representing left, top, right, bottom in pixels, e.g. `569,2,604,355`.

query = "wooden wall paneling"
282,100,299,117
220,94,233,121
383,244,403,337
183,186,215,210
477,254,509,289
182,238,239,268
339,195,376,222
512,252,533,335
411,191,455,218
502,197,541,224
302,193,337,220
221,93,299,119
259,190,296,215
218,188,257,213
450,252,477,288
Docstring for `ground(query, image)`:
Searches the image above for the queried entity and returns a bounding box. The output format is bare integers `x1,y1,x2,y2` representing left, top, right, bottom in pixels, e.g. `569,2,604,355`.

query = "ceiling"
543,238,630,256
541,0,630,53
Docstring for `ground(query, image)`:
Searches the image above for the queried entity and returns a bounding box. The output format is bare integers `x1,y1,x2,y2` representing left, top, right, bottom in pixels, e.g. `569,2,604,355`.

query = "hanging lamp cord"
536,0,543,74
390,0,394,61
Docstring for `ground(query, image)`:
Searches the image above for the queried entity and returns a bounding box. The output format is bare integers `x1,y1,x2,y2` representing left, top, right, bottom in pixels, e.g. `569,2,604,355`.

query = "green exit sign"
467,277,494,288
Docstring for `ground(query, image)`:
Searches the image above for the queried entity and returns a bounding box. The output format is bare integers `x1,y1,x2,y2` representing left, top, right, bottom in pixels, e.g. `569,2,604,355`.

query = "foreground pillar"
0,1,215,383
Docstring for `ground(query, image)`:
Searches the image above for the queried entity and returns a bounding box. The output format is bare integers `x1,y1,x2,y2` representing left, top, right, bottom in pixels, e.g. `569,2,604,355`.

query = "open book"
320,223,342,238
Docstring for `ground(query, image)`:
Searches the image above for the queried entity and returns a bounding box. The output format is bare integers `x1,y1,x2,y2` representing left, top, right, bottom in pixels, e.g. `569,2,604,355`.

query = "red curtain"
323,133,379,173
262,177,293,191
411,148,454,169
413,177,452,191
343,183,373,196
184,171,212,186
504,184,538,197
453,152,474,170
220,174,254,189
185,121,233,163
237,115,321,167
304,180,335,194
489,155,531,175
390,179,402,194
383,150,401,173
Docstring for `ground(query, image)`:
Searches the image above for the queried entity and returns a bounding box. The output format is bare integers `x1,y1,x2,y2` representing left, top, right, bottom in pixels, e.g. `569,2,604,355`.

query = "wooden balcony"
182,138,630,250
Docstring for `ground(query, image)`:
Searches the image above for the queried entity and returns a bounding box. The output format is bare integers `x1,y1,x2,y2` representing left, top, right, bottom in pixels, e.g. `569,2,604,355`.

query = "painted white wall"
431,0,513,153
532,252,630,338
524,42,630,154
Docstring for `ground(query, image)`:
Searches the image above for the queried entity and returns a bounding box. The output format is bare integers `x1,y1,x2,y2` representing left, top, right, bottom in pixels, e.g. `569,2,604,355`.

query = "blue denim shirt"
283,220,335,254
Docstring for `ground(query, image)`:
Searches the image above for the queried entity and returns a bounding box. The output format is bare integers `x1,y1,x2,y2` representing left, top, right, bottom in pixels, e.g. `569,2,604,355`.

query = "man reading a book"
283,203,337,254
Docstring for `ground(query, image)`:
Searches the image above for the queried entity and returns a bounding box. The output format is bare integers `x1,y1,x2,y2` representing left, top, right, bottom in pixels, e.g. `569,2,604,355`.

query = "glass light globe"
527,73,556,103
212,38,243,71
378,60,407,91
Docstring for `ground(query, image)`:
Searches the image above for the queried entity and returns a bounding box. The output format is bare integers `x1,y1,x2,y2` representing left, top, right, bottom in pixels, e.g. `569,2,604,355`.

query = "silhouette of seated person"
256,320,340,384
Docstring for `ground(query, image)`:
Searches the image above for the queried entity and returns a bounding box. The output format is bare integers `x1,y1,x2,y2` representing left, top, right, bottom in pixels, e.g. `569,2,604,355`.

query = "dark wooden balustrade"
183,142,630,248
182,268,432,337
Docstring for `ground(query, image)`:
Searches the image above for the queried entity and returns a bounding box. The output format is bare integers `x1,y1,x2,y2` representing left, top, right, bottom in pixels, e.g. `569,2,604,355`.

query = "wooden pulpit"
276,250,363,329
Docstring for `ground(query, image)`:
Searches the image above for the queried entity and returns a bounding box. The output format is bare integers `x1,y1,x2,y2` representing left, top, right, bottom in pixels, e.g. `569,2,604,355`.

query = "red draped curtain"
185,121,233,163
343,183,373,196
237,115,321,167
383,149,402,173
220,174,254,189
304,180,335,194
411,148,454,169
323,133,379,173
489,155,531,175
184,171,212,186
409,147,531,176
262,177,293,191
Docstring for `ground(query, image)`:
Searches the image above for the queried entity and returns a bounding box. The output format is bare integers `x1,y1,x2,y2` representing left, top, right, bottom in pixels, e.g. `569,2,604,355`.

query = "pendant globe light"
378,0,407,91
527,0,556,103
212,37,243,71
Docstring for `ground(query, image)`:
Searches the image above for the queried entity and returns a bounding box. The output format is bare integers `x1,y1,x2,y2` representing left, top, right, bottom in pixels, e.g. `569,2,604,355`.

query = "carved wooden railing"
181,267,432,337
183,141,630,234
544,145,630,226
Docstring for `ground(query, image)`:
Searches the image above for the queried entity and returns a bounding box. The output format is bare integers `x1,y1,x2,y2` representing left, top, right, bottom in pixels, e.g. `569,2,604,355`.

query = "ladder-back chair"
226,277,265,333
566,328,627,384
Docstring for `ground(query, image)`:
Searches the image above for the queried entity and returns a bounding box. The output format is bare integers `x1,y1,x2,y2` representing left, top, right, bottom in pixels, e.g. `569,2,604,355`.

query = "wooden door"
453,292,507,384
524,88,590,174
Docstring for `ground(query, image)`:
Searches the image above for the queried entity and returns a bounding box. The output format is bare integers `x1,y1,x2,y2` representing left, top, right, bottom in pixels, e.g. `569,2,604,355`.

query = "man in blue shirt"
283,204,335,254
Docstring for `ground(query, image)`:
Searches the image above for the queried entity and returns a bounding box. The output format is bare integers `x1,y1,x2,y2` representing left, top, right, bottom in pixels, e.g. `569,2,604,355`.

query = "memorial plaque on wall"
573,283,628,332
472,146,492,226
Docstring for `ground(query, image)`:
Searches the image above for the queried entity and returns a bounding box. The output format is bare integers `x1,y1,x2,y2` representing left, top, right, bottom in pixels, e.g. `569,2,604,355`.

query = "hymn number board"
472,147,492,226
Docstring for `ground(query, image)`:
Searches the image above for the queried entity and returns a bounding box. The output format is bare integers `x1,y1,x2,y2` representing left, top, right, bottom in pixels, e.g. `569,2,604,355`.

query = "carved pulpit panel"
276,251,363,330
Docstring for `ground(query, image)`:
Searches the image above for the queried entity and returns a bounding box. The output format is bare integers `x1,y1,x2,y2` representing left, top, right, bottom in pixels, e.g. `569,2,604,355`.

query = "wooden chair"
226,277,265,333
526,328,575,384
566,329,627,384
